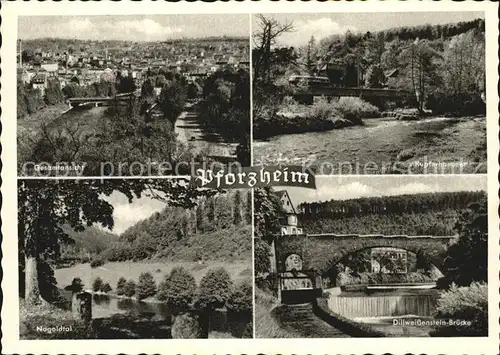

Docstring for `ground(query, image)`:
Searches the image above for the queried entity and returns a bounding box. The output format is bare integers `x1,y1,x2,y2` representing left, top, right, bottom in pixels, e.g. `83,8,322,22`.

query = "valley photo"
17,15,251,176
254,175,487,337
18,179,252,339
252,13,486,174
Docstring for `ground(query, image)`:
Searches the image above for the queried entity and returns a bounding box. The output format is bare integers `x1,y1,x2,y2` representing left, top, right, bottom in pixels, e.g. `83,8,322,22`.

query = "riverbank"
253,97,379,140
56,260,252,292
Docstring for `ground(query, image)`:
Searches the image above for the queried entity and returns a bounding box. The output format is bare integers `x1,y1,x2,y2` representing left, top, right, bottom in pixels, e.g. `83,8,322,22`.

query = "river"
253,116,486,174
89,294,249,337
174,102,238,160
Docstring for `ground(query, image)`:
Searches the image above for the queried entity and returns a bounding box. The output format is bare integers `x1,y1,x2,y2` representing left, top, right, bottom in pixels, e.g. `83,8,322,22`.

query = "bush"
157,267,197,309
197,267,233,310
427,92,485,116
226,280,253,314
101,283,112,293
123,280,136,297
430,282,488,336
90,257,105,268
92,277,103,292
116,277,127,296
136,272,157,300
333,97,379,122
70,277,84,292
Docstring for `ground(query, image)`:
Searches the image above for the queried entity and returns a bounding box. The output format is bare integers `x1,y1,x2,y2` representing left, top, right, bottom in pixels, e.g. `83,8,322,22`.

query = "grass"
254,288,301,338
55,260,252,292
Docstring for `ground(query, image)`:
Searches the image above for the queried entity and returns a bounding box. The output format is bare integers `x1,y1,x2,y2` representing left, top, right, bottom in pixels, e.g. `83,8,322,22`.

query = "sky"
102,192,166,235
253,12,484,46
18,15,250,41
285,175,487,207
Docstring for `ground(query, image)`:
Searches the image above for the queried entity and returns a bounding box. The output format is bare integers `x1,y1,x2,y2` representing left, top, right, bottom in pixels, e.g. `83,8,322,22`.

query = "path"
174,102,237,160
273,303,351,338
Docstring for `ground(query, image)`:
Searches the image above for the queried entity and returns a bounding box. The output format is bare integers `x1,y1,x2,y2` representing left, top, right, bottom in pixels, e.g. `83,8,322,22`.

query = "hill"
97,190,252,263
297,191,486,236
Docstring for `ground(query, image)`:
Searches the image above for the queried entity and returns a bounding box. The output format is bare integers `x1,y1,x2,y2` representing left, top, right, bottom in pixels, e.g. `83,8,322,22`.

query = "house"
41,62,59,76
274,190,303,236
31,72,48,95
370,247,408,274
384,68,400,89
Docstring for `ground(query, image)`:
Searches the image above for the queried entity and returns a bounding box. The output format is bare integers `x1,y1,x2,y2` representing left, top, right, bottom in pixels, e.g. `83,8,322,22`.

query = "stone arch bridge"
274,233,457,275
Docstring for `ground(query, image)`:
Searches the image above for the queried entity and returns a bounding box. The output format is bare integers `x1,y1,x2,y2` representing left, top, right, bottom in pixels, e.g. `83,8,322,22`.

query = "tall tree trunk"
25,255,40,305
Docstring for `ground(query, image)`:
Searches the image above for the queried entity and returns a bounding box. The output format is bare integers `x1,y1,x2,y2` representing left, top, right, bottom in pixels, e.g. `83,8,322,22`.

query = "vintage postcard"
1,1,498,355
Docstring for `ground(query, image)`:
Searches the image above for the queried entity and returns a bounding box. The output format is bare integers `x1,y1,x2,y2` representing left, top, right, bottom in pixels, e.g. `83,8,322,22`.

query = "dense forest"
61,190,253,265
297,191,486,236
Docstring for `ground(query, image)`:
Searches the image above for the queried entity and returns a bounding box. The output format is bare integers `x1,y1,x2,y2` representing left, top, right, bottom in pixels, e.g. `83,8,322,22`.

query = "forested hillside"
95,190,252,264
297,191,486,236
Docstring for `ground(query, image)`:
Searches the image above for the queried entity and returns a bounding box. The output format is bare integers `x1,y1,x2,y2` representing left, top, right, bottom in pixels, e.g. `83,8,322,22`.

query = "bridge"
275,233,456,274
293,86,414,100
67,92,136,108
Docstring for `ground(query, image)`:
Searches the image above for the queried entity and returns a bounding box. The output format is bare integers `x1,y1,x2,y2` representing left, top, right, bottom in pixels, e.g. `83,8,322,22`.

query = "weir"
327,292,439,318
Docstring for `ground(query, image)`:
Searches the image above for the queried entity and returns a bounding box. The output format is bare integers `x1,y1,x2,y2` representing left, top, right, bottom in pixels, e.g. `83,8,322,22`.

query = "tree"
399,39,441,112
233,190,243,225
364,64,386,88
159,80,187,124
226,280,253,314
101,283,112,293
123,280,136,297
253,14,294,82
18,179,212,306
305,36,318,74
253,188,285,242
197,267,233,310
44,79,64,105
116,277,127,296
441,198,487,287
136,272,157,300
442,30,485,95
157,267,197,310
254,238,271,275
92,277,103,292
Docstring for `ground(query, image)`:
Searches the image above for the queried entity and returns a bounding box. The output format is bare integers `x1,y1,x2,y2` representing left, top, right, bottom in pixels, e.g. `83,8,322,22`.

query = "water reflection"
91,295,249,336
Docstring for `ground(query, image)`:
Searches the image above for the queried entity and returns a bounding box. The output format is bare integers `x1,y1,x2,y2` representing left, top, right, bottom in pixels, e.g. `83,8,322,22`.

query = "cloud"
21,17,184,41
109,198,165,234
279,18,356,47
386,182,435,196
288,181,378,206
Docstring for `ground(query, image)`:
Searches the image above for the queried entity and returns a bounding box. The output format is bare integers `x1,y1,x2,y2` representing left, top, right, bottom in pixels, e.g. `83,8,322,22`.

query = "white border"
2,1,499,354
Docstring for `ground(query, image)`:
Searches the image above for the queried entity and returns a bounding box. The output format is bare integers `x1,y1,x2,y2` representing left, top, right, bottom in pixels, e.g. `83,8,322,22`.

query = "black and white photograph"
252,13,486,174
254,175,488,337
17,15,251,177
18,179,253,339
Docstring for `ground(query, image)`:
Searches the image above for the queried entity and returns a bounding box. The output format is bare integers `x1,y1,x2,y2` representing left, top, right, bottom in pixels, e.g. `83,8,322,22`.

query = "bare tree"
253,15,294,83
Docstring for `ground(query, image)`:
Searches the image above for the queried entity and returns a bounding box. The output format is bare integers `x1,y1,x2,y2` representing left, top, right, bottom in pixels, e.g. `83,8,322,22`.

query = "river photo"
252,12,486,175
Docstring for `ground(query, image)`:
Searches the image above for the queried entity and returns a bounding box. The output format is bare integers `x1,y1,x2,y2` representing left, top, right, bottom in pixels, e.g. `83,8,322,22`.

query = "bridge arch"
275,234,456,275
